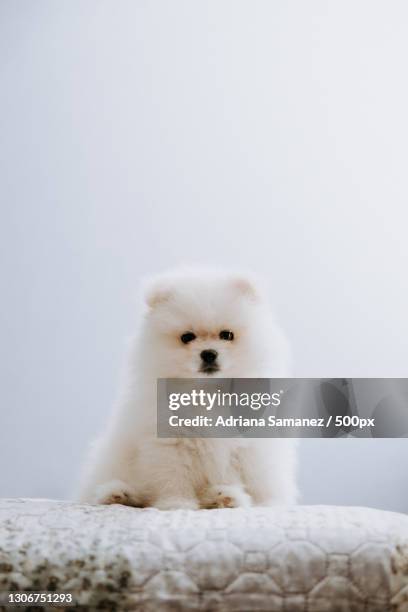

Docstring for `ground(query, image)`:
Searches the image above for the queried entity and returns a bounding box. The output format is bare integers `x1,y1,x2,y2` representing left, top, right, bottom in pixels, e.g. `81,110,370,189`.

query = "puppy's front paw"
93,479,136,506
201,484,252,509
153,496,199,511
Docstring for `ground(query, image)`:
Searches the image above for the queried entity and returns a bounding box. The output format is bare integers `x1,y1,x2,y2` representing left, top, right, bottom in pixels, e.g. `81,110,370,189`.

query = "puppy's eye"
181,332,196,344
219,330,234,341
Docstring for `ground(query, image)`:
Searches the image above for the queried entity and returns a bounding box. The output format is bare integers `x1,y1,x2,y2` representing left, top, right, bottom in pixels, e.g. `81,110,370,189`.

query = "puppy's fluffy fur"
79,269,298,509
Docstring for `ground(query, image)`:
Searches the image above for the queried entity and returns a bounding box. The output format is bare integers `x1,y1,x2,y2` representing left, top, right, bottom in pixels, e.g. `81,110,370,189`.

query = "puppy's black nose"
201,349,218,364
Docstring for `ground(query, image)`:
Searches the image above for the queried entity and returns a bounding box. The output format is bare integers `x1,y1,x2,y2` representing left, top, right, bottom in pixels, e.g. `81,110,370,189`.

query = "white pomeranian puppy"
79,269,298,509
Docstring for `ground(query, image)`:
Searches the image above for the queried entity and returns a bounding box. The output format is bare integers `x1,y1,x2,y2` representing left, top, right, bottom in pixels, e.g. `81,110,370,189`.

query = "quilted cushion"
0,499,407,611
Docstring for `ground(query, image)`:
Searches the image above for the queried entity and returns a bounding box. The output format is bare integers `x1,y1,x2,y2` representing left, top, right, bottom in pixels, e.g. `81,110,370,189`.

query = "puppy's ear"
230,276,260,301
144,279,172,309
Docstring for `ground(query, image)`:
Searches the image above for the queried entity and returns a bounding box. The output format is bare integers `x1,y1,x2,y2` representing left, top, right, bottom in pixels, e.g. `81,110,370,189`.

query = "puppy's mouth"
199,364,219,375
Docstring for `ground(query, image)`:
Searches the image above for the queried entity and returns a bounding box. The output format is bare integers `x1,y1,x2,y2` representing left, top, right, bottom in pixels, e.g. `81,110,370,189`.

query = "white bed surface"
0,499,408,611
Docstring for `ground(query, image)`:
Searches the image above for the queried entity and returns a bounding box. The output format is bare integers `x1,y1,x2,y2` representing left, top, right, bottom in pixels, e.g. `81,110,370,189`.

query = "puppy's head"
141,269,289,378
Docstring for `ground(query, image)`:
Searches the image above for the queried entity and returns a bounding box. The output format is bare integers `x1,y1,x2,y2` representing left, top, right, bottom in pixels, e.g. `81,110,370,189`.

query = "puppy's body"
79,270,298,509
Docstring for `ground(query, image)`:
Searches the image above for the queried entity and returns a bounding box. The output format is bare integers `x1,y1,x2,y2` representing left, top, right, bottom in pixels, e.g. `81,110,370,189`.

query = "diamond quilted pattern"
0,499,407,611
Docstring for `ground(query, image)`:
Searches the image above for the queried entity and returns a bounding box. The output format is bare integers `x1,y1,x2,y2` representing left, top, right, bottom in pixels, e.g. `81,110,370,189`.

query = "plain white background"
1,1,407,511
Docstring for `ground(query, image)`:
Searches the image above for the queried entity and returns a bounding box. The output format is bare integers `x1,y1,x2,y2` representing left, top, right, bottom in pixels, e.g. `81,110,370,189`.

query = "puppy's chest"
180,438,246,474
